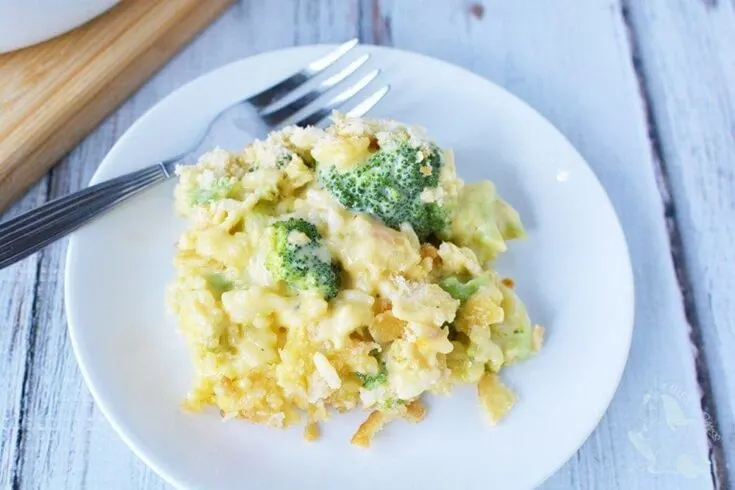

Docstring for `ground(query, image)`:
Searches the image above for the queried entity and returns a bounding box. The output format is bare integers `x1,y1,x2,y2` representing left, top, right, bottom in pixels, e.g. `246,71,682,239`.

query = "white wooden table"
1,1,733,488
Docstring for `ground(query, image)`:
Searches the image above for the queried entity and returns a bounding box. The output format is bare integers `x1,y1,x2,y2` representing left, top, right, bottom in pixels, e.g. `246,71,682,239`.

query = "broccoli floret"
317,141,449,239
189,177,234,206
356,369,387,390
380,398,406,410
206,273,233,297
266,218,341,300
275,150,295,169
439,274,492,303
445,182,525,263
355,350,388,389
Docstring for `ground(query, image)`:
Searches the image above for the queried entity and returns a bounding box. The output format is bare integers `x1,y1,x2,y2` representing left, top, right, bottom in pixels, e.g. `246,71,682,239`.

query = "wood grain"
0,0,732,488
380,2,718,486
624,0,735,486
4,1,355,488
0,181,48,487
0,0,234,213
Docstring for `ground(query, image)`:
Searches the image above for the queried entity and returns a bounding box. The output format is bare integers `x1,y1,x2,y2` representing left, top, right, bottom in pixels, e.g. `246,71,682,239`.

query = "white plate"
0,0,119,53
66,45,634,490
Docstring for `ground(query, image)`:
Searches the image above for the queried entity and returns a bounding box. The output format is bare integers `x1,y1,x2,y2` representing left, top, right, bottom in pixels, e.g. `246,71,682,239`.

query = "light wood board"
0,0,234,212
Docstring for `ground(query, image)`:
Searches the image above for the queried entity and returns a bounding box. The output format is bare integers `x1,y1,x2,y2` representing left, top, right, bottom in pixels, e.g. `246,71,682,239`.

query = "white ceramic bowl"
0,0,119,53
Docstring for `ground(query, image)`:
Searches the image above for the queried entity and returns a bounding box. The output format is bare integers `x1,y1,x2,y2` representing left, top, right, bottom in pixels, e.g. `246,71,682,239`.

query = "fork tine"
291,70,380,128
248,39,359,109
259,53,371,127
305,38,360,73
346,86,390,118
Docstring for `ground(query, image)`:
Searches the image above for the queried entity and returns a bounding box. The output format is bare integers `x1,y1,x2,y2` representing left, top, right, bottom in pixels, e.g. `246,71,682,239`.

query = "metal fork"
0,39,389,270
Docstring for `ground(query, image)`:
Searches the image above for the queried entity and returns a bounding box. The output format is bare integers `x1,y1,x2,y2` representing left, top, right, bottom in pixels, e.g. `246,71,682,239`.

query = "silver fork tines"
248,38,358,109
260,53,371,126
294,69,380,127
0,39,390,270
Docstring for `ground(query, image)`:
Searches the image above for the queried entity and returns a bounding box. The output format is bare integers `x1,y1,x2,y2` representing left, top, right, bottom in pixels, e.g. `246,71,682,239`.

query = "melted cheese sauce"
167,114,542,445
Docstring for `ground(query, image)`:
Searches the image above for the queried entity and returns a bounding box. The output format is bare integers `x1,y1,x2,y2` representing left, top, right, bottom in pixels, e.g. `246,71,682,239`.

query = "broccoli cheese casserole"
167,113,543,446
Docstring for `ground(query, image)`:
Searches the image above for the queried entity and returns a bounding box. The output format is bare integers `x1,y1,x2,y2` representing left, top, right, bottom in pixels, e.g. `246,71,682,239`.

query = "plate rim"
64,43,635,490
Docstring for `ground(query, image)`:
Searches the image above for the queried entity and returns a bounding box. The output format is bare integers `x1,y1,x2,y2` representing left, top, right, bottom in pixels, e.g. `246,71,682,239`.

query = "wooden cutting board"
0,0,234,212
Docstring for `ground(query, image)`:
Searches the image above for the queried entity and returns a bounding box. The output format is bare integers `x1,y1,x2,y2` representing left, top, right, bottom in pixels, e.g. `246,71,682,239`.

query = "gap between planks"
379,1,722,489
3,0,730,488
357,0,393,45
7,174,50,490
619,1,730,488
4,1,358,488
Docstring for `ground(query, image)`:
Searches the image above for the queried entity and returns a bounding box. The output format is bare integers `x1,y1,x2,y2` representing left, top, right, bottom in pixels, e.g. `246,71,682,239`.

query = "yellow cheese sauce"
167,113,542,446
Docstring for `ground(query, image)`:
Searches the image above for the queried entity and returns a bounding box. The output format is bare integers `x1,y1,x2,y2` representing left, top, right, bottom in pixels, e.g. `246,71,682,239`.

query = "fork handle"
0,163,170,270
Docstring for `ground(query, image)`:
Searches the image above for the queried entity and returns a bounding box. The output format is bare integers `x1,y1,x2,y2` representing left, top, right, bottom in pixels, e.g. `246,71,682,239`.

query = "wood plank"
9,0,728,489
379,0,716,489
9,135,167,489
12,0,356,488
0,0,234,214
623,0,735,486
0,181,48,488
